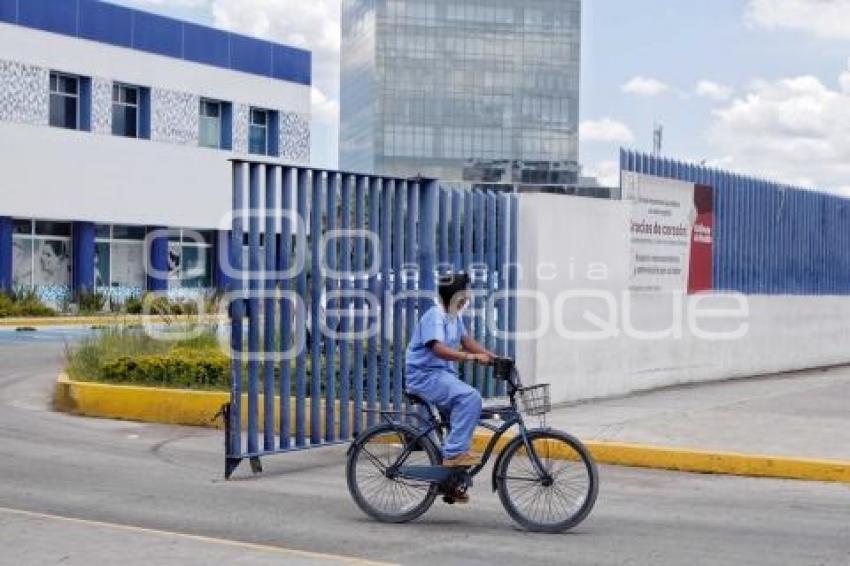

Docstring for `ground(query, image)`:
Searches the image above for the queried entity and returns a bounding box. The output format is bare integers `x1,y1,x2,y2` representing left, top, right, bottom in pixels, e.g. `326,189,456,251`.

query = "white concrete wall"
517,193,850,403
0,22,311,228
0,121,230,229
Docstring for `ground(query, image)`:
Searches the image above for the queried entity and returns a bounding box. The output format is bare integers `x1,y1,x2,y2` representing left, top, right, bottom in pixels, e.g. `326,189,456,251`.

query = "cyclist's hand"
471,353,494,366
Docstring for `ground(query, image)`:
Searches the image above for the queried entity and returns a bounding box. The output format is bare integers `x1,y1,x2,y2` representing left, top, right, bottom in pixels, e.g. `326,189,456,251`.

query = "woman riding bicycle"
405,272,497,469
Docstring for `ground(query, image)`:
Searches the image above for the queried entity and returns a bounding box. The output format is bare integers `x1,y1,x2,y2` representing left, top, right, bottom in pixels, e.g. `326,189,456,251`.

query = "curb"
54,375,850,484
53,374,351,438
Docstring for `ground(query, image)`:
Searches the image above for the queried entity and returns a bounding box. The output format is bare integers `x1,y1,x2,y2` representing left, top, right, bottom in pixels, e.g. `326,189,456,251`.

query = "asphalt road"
1,329,849,566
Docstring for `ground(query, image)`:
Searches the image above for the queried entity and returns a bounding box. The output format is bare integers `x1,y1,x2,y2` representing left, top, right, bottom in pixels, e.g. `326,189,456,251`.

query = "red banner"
688,184,714,294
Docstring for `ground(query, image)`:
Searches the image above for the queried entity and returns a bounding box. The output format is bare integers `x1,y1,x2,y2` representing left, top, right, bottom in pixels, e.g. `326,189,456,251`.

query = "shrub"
77,290,107,314
125,295,143,315
0,289,57,318
99,348,229,389
65,326,227,390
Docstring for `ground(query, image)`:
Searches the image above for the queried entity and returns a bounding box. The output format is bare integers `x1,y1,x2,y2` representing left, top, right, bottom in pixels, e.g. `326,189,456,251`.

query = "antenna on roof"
653,123,663,155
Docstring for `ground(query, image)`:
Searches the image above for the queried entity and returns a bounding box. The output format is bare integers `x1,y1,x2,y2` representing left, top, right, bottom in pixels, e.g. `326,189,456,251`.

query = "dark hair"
437,272,470,308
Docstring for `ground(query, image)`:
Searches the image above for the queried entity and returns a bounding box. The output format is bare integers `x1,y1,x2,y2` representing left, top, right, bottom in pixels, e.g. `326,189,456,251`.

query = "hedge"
99,348,229,390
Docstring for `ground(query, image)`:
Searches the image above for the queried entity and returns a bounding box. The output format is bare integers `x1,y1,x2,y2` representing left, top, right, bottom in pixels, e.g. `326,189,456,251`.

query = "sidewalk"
544,364,850,462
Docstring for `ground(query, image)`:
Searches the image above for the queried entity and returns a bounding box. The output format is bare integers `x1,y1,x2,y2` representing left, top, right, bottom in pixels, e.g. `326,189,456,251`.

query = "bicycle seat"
405,392,434,408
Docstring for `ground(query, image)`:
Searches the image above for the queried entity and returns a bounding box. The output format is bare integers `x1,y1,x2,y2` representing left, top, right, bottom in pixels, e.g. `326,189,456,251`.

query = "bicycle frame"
370,393,552,487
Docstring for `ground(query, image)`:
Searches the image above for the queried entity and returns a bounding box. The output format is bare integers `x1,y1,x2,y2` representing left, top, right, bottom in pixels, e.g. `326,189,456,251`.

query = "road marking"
0,506,396,566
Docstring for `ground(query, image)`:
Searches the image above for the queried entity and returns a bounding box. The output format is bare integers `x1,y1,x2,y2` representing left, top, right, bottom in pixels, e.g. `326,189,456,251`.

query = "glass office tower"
340,0,581,186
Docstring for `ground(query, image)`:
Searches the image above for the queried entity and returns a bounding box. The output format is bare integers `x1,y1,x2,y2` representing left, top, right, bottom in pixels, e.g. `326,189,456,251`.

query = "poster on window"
181,246,210,288
112,242,145,288
95,243,110,288
33,239,71,287
168,242,182,288
12,238,33,288
621,172,714,294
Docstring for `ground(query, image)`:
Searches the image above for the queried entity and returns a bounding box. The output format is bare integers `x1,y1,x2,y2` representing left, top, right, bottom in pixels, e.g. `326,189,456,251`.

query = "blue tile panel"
621,148,850,296
2,0,311,86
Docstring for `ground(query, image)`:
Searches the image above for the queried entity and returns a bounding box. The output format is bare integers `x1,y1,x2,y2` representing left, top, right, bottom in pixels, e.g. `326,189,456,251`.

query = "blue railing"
622,149,850,295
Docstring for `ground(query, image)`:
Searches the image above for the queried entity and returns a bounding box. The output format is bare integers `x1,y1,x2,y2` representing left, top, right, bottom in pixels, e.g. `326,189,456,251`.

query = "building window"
12,219,72,288
95,225,146,290
49,72,80,130
200,99,223,149
249,107,279,156
168,229,213,289
249,108,269,155
112,84,139,138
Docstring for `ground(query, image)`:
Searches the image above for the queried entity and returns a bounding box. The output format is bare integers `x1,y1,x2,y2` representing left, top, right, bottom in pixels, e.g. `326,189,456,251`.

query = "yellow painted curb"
53,375,850,484
1,314,226,328
54,374,352,438
472,432,850,484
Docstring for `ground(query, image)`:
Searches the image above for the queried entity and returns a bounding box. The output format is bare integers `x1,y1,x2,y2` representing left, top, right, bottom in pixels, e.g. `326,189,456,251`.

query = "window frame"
199,98,223,149
12,219,73,288
169,229,214,289
95,224,147,289
49,71,80,130
111,83,140,139
249,107,270,156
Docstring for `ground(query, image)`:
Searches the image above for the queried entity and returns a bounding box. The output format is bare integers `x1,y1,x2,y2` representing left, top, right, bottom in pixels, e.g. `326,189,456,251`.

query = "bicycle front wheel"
495,430,598,533
346,423,440,524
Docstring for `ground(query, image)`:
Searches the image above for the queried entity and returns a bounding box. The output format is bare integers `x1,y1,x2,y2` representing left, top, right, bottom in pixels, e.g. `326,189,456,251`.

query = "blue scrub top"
405,304,468,379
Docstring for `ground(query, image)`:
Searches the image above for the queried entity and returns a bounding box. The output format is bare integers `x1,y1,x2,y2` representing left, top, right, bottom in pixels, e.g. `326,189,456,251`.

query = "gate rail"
223,160,518,477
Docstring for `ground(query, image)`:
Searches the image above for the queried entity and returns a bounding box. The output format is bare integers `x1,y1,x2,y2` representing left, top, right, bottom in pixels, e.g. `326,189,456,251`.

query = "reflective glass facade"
340,0,581,184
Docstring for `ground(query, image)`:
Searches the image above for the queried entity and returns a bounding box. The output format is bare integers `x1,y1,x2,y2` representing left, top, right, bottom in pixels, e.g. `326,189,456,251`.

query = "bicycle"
346,358,599,533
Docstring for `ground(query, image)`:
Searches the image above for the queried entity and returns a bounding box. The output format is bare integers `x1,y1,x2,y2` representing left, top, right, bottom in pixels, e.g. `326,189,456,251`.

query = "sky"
110,0,850,194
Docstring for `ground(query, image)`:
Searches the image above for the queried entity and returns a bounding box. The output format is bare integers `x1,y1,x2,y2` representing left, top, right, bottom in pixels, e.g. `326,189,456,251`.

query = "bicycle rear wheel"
346,423,440,523
495,430,598,533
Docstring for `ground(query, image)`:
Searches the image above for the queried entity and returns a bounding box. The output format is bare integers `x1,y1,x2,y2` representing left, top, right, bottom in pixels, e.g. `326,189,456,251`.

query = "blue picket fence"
224,161,518,477
622,149,850,295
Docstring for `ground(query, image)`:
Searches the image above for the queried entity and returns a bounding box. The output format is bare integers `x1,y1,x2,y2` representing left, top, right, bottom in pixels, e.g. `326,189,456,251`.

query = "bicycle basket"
518,384,551,416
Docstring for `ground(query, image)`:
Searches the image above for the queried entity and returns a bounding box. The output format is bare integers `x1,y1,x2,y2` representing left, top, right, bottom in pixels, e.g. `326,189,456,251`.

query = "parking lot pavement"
1,335,849,565
0,507,392,566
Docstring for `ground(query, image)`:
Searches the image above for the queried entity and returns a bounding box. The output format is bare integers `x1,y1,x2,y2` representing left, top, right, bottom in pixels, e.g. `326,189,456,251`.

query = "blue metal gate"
223,160,518,477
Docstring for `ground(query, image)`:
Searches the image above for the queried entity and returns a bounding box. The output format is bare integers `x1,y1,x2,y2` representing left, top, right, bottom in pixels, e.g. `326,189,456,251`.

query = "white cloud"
580,118,634,143
746,0,850,39
695,80,734,102
582,160,621,188
709,62,850,192
621,76,670,97
311,86,339,123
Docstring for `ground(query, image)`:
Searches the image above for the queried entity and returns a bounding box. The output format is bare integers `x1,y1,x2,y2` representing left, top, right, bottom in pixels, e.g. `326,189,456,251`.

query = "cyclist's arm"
460,336,496,362
428,340,487,364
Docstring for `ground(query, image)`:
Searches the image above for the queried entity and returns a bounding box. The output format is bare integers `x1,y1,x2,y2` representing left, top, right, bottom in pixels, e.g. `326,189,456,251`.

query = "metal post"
380,179,392,411
339,174,352,440
392,180,405,412
226,161,245,478
263,164,277,452
366,177,380,426
310,170,324,445
325,173,338,442
279,167,294,449
247,164,262,460
353,175,367,434
295,169,309,447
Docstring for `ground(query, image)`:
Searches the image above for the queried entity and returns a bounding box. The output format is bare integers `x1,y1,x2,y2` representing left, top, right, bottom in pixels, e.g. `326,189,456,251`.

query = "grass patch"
0,289,57,318
65,326,229,391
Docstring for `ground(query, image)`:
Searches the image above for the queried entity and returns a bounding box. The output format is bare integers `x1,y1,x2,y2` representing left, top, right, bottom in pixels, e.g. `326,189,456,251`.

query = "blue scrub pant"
407,370,482,459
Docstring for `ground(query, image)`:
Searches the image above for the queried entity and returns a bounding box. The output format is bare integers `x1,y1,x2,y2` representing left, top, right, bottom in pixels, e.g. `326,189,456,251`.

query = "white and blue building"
0,0,311,304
